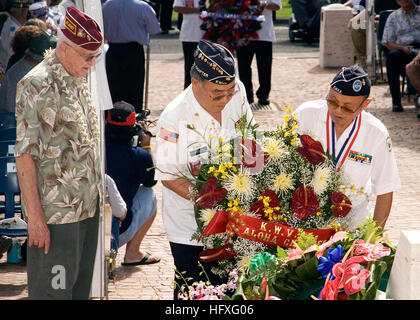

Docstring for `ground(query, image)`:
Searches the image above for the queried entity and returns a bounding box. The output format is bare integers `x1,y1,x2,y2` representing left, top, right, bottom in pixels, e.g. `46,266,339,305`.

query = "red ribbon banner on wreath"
198,211,337,262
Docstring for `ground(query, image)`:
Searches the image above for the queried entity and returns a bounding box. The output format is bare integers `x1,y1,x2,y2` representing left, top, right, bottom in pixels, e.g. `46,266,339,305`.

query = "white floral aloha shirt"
14,49,103,225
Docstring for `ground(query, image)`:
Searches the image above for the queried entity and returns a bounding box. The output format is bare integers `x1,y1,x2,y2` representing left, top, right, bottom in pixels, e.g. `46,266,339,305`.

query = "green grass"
277,0,293,20
171,0,293,21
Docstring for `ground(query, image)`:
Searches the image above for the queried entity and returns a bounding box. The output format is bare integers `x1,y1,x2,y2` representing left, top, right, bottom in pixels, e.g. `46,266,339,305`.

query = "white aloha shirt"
15,49,103,225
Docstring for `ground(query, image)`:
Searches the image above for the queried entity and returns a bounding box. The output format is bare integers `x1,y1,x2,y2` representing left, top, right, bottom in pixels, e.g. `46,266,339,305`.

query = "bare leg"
123,209,159,263
406,60,420,93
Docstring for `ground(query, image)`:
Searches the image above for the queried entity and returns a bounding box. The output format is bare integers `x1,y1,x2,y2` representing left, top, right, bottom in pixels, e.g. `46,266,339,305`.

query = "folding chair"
0,156,26,237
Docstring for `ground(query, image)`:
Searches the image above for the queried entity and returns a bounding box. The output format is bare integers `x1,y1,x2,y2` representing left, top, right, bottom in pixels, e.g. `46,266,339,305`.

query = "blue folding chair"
0,156,26,237
0,113,16,133
0,140,15,157
0,127,16,141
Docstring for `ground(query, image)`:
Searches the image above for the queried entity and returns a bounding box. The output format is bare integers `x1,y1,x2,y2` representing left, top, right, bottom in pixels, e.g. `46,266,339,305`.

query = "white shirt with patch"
294,100,401,229
155,80,254,245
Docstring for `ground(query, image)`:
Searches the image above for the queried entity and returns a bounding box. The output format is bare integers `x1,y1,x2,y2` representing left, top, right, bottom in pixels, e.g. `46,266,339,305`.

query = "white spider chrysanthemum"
237,256,252,272
263,137,287,161
272,172,295,194
311,165,332,195
222,172,255,202
200,208,217,227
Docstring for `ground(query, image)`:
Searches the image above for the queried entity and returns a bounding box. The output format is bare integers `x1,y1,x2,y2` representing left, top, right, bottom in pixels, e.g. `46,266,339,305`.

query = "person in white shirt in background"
0,0,30,72
173,0,204,89
294,65,401,230
155,40,254,299
236,0,281,109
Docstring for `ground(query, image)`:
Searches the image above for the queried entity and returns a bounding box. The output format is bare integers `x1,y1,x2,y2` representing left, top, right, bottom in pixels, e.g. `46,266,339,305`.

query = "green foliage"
296,229,318,250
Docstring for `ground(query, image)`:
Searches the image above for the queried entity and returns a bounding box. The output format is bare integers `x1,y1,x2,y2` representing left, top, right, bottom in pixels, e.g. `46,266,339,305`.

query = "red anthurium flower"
354,240,391,261
332,256,366,281
199,244,237,262
237,138,265,174
320,277,340,300
341,264,371,296
196,177,227,209
297,135,326,165
290,185,319,219
331,192,352,217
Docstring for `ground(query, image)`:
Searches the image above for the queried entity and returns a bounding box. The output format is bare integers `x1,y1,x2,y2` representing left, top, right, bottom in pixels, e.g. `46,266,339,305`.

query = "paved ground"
1,25,420,300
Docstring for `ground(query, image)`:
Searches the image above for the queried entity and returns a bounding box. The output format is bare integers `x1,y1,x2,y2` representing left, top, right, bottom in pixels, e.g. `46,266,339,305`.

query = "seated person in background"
289,0,329,42
105,101,160,266
0,33,56,113
6,24,43,71
105,174,127,251
382,0,420,112
405,52,420,119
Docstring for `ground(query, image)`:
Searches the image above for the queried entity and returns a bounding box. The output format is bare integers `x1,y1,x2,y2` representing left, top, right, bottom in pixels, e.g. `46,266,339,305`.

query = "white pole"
78,0,113,300
365,0,376,80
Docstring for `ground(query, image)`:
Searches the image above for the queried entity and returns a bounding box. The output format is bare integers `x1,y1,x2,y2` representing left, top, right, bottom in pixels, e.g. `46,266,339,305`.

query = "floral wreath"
189,107,366,276
199,0,264,52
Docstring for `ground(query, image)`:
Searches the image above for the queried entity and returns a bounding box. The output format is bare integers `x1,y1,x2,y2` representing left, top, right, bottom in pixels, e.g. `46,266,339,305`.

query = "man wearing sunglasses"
294,65,401,231
155,40,254,299
15,6,103,300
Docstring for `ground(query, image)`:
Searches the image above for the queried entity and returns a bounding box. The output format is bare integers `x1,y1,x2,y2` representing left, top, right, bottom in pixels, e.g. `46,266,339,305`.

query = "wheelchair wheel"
289,28,295,42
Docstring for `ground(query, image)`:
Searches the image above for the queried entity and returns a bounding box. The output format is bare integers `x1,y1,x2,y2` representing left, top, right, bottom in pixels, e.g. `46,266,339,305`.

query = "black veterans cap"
107,101,136,127
193,40,235,85
330,66,371,97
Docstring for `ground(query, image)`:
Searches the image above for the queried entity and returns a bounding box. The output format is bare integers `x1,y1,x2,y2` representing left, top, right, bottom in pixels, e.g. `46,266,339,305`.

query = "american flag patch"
158,127,179,143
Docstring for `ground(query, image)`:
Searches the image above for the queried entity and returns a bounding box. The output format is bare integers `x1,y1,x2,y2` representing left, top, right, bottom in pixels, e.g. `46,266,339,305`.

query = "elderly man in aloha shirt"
382,0,420,112
14,7,103,300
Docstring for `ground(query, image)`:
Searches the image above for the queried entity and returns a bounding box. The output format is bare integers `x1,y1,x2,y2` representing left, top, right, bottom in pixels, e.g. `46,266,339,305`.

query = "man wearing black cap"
105,101,160,266
155,40,254,299
294,65,401,230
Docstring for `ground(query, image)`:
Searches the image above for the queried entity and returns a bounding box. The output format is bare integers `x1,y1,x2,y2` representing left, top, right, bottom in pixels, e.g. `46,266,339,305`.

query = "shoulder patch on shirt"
348,150,372,165
386,136,392,152
158,127,179,144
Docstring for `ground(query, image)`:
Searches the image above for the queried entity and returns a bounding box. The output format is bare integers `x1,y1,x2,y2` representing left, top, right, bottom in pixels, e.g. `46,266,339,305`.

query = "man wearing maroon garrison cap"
15,6,104,299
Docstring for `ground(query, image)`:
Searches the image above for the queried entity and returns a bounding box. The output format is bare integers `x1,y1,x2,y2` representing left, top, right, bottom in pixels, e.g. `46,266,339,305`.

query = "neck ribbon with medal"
326,111,362,172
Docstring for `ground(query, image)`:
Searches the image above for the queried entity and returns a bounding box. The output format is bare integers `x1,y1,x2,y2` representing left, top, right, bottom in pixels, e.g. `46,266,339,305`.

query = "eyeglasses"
67,43,102,62
207,83,239,102
326,95,364,114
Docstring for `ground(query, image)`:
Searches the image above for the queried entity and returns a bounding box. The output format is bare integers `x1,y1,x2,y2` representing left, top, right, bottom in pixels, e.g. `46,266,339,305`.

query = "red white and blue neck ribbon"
326,111,362,172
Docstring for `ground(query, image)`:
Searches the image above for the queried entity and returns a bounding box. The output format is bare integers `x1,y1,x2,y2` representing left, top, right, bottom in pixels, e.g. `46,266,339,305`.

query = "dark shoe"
258,99,270,106
392,105,404,112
